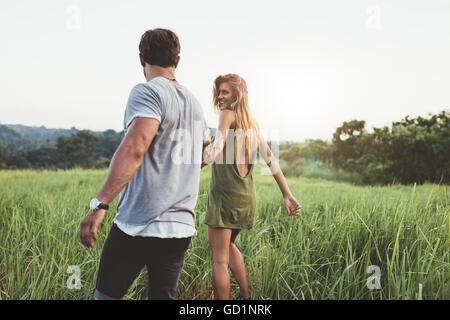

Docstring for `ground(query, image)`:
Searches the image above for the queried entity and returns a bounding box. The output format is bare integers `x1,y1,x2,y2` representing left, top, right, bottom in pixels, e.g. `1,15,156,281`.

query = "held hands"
79,209,106,248
201,140,212,169
284,194,301,219
202,136,226,169
202,150,213,168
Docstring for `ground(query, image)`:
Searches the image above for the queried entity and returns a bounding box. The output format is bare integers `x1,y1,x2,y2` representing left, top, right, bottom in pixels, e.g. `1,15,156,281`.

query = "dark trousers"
94,223,191,300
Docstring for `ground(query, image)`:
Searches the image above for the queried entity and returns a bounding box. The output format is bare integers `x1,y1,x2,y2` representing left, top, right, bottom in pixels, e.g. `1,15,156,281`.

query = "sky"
1,0,449,142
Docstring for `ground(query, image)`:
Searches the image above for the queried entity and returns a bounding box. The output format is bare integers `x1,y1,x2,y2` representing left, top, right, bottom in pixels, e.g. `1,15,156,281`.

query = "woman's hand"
283,194,301,218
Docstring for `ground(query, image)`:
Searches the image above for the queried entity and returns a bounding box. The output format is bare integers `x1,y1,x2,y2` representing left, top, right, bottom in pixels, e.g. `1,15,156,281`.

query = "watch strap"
98,202,109,210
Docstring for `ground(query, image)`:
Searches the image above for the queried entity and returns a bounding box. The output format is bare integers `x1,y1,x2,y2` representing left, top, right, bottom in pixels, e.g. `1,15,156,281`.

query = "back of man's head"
139,28,180,68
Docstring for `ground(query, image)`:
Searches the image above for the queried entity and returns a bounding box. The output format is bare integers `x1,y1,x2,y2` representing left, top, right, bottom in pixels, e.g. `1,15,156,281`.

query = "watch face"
90,198,99,210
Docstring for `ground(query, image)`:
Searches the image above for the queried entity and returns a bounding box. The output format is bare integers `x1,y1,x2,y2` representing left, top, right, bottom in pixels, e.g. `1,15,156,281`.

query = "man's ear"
174,56,180,69
139,54,146,67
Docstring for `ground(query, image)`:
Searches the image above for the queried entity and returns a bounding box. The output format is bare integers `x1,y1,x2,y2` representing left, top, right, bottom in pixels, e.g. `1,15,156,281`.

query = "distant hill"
0,124,81,152
0,124,217,153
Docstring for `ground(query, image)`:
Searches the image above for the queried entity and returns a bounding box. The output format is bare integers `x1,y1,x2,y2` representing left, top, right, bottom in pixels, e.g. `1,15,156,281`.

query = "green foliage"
388,111,449,184
26,147,63,170
0,125,123,170
279,139,361,184
303,138,332,165
279,143,304,166
331,119,366,171
94,157,111,169
56,130,100,169
330,110,449,185
93,130,123,161
278,110,449,185
279,158,363,185
4,150,31,169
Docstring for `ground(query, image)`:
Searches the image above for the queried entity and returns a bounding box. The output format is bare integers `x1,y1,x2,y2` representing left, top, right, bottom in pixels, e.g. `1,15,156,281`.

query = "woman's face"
217,82,234,110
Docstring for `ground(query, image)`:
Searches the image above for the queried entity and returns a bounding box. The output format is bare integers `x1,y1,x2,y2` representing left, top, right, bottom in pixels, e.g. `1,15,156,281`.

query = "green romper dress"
205,116,257,230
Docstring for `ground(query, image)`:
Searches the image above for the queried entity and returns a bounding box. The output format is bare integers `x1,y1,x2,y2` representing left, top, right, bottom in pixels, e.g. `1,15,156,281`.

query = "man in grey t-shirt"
79,28,210,300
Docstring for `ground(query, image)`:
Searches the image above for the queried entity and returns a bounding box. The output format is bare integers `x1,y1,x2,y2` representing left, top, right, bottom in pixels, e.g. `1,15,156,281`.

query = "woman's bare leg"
208,226,232,300
229,229,251,299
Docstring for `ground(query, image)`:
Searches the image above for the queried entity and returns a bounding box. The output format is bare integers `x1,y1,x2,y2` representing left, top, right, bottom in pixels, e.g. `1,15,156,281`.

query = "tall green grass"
0,168,448,299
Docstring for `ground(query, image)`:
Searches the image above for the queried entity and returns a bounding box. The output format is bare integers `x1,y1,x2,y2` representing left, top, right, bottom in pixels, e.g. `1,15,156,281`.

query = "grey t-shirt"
114,76,209,228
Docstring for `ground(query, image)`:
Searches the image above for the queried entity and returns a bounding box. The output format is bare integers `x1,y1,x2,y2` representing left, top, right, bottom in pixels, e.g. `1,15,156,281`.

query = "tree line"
0,130,123,170
279,110,449,185
0,110,448,185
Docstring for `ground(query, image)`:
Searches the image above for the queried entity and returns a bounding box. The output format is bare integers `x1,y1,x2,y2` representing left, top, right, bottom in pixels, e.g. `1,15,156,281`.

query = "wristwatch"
89,198,109,211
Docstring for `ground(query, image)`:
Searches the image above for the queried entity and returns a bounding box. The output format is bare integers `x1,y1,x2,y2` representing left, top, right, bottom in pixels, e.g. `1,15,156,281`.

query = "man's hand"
284,194,301,219
79,209,106,248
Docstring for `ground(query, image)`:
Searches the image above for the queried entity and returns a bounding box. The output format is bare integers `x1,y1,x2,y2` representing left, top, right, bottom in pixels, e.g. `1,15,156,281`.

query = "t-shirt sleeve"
124,83,163,130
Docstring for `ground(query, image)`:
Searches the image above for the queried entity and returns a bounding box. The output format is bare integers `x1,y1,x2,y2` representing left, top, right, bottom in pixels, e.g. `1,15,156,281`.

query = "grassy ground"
0,167,448,299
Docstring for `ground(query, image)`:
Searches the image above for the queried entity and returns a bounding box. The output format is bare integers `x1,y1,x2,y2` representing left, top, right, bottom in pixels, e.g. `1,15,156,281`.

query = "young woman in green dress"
202,74,302,300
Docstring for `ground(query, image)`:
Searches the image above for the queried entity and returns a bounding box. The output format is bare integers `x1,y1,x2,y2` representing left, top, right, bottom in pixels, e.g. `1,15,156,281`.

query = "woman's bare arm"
203,109,235,165
258,135,302,217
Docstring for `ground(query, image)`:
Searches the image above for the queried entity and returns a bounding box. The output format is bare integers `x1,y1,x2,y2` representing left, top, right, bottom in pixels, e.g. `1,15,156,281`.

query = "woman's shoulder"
219,107,235,116
219,108,236,126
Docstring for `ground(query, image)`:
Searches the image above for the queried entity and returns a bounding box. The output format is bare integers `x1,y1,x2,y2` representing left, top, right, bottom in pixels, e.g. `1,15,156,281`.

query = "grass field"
0,167,448,300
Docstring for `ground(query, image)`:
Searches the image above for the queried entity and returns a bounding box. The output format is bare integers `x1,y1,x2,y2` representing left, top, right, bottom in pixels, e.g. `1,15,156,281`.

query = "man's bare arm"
96,117,160,204
79,117,159,248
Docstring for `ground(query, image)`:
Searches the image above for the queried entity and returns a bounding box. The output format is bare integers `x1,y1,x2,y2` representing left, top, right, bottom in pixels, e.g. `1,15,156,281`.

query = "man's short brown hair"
139,28,180,68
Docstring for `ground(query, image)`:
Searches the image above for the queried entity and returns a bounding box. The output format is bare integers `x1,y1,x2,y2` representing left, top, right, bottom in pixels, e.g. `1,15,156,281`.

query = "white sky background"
1,0,449,142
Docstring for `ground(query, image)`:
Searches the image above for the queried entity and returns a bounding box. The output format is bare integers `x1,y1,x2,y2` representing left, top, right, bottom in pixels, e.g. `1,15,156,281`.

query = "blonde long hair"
213,74,260,162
